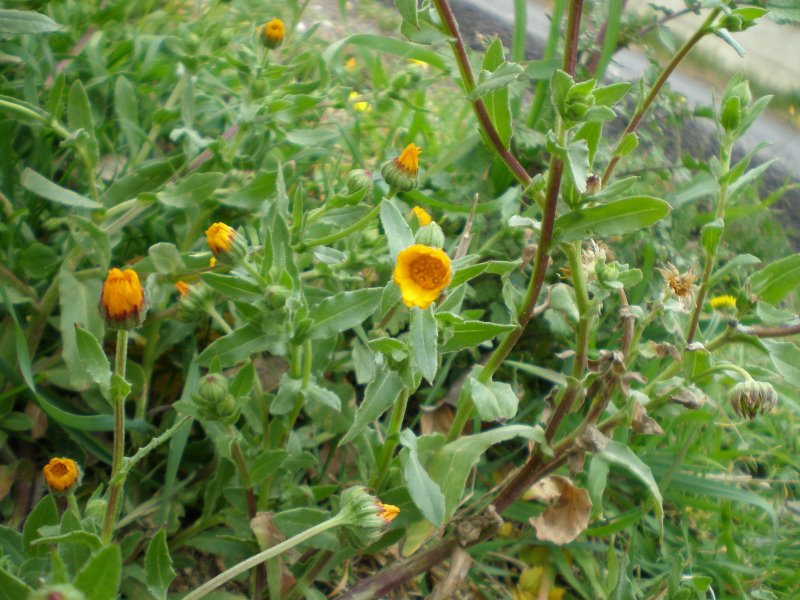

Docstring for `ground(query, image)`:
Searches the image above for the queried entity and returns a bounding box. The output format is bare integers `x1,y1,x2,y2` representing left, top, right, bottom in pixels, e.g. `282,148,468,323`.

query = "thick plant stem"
101,329,129,544
687,130,732,343
602,9,720,185
184,514,346,600
432,0,531,186
370,389,410,489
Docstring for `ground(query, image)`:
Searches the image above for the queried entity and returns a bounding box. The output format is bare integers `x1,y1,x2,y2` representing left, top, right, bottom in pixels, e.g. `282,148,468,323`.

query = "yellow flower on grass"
100,268,148,329
409,206,432,226
394,244,452,309
206,222,247,265
376,501,400,523
42,458,79,493
260,18,285,49
348,91,371,112
710,294,737,311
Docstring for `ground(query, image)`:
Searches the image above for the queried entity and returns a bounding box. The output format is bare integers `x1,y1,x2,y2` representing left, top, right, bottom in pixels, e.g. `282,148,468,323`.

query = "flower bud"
99,268,148,330
29,584,87,600
193,373,240,424
260,18,285,49
206,222,247,266
408,206,432,227
414,222,445,248
177,282,216,323
729,380,777,420
337,486,399,549
721,95,741,132
721,14,744,32
585,174,601,196
342,169,374,204
381,144,421,193
85,497,107,524
42,457,80,494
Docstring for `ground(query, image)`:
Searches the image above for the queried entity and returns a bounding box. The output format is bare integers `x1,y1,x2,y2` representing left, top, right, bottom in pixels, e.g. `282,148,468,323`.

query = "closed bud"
85,498,107,524
260,18,285,49
721,15,744,32
585,174,601,196
381,144,421,193
99,268,149,330
721,95,741,132
729,380,777,420
414,222,445,248
337,486,399,549
194,373,240,423
177,282,216,323
42,457,81,494
29,584,87,600
206,222,248,266
345,169,373,200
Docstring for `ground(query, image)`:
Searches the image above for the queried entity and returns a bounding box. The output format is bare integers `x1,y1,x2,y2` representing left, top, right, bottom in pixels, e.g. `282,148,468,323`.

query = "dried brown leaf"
529,476,593,545
632,402,665,435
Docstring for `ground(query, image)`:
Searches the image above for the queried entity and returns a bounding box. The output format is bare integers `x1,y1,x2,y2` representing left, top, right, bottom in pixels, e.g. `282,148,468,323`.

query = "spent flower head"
99,268,148,330
393,244,452,309
658,262,696,305
730,380,777,420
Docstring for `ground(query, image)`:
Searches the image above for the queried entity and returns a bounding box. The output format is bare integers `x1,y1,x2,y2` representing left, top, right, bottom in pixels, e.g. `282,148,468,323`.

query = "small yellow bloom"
394,244,452,309
261,18,285,49
376,501,400,523
395,143,421,175
409,206,432,226
345,57,357,72
209,257,217,268
408,58,429,70
348,91,371,112
42,457,79,493
100,268,147,329
206,222,235,254
710,294,737,311
175,281,190,297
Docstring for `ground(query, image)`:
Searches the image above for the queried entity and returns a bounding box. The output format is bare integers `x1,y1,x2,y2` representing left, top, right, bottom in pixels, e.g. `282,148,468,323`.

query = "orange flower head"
381,144,422,193
409,206,432,226
42,457,80,493
175,281,190,297
393,244,452,309
395,143,421,175
100,268,147,329
206,222,247,265
376,501,400,523
261,18,285,48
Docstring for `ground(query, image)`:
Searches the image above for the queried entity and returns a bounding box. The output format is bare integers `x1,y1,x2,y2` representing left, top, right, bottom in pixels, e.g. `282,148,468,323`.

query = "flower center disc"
52,463,67,476
410,255,448,290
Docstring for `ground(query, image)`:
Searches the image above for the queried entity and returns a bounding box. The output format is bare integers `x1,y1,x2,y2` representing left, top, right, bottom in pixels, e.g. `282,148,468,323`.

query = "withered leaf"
529,476,593,545
632,402,665,435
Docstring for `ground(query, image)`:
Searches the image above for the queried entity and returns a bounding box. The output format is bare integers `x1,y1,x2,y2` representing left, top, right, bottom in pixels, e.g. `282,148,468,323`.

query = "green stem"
687,129,733,343
242,258,268,287
370,389,410,489
528,0,566,128
66,491,80,516
111,416,192,485
302,202,381,248
183,514,346,600
207,306,233,334
101,329,129,544
602,8,720,185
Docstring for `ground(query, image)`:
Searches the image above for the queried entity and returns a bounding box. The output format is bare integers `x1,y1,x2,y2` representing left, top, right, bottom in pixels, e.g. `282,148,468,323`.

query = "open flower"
42,457,80,493
409,206,432,226
348,91,371,112
99,268,148,329
381,143,422,192
710,294,737,311
206,222,247,265
260,18,285,49
393,244,452,309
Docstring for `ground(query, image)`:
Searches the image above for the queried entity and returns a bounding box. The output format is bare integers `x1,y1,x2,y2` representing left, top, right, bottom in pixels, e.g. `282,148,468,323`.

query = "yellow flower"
376,501,400,523
206,222,247,265
381,144,422,192
393,244,452,309
408,58,429,70
345,57,357,72
710,294,737,311
42,457,79,493
260,18,285,49
348,91,371,112
396,143,421,175
175,281,190,297
100,268,147,329
209,257,217,268
409,206,432,226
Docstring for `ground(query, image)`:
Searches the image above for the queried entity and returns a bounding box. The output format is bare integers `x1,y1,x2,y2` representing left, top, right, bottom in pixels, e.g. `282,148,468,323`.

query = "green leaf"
428,425,549,518
148,242,185,274
763,340,800,386
306,382,342,411
249,449,288,483
553,196,670,242
22,495,58,556
31,530,103,551
609,555,632,600
59,268,104,390
0,9,62,34
197,324,279,367
75,326,111,400
394,0,418,29
201,273,262,299
157,173,224,208
748,254,800,304
701,218,724,256
708,253,760,287
323,34,450,72
450,259,519,287
74,544,122,600
402,448,446,526
712,28,745,58
145,529,175,600
67,80,98,165
766,0,800,24
20,243,58,279
468,377,519,421
600,441,664,536
410,306,438,384
467,62,525,101
480,38,513,148
114,76,139,158
110,373,132,403
440,320,516,353
616,132,639,158
380,200,414,261
566,139,590,193
309,288,383,339
339,369,404,446
20,168,102,209
593,82,630,108
0,568,31,599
